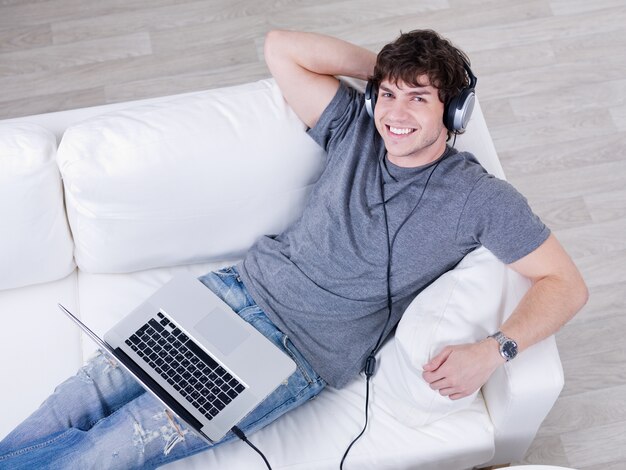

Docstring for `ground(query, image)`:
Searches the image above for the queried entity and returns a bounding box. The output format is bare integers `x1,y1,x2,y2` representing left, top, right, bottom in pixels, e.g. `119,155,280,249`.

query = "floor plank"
0,32,152,77
496,132,626,176
561,420,626,468
0,24,51,53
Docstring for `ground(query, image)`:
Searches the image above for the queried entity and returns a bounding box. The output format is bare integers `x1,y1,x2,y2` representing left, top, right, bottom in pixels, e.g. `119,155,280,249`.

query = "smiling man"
0,29,588,469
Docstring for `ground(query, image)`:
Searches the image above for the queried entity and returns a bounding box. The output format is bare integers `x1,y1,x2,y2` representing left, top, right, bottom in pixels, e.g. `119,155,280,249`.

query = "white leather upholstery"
0,273,81,435
0,79,563,468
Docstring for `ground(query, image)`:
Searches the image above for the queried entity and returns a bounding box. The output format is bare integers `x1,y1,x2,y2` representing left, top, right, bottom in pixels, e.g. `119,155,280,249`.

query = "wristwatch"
489,331,518,361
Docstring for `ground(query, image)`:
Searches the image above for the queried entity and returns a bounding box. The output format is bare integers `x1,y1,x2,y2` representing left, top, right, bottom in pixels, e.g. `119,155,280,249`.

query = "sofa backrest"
56,79,326,273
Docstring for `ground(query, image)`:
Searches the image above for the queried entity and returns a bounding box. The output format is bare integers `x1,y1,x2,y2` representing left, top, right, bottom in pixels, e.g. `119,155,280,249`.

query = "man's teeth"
389,126,414,135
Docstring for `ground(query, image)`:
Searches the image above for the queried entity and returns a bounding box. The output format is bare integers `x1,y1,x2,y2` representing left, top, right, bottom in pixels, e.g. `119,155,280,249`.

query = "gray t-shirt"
238,84,550,388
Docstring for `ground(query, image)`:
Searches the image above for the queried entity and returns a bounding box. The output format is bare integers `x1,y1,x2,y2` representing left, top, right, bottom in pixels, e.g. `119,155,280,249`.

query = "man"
0,29,588,469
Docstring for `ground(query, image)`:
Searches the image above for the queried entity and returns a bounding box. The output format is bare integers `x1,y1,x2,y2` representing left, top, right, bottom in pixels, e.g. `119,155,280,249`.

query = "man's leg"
0,386,209,469
0,339,325,470
0,350,144,454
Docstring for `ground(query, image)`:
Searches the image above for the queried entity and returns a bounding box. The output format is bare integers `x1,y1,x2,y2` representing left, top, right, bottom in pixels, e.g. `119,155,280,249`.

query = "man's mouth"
387,125,416,136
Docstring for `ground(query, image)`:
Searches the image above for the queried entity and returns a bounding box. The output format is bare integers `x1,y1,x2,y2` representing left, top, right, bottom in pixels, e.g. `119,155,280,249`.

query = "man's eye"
382,93,393,98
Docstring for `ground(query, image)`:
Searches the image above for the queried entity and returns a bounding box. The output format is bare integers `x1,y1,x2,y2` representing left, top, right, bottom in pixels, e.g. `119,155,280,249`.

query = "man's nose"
386,100,411,120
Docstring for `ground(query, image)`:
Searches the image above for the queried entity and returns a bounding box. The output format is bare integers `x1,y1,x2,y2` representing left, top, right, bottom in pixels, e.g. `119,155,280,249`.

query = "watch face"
502,340,518,360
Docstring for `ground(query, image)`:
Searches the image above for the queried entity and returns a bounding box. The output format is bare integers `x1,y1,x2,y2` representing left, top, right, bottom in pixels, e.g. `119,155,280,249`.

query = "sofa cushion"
374,246,531,427
57,79,326,273
0,271,81,440
0,123,75,290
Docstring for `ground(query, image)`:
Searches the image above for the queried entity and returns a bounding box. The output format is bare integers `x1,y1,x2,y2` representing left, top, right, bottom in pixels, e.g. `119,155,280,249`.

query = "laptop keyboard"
125,312,246,421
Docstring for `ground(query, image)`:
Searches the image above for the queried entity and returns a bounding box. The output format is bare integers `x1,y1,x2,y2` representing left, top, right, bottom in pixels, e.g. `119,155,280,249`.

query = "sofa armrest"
480,335,563,466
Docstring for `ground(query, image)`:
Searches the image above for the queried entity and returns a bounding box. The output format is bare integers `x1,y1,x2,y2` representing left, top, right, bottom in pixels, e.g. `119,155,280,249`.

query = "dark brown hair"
370,29,470,106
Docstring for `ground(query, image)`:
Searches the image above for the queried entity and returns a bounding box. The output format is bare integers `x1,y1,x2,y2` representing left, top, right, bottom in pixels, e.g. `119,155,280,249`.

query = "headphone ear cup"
365,81,377,118
444,88,475,133
444,95,459,132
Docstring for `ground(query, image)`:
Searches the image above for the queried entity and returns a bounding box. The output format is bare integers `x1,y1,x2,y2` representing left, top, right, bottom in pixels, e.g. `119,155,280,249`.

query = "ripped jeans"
0,267,326,469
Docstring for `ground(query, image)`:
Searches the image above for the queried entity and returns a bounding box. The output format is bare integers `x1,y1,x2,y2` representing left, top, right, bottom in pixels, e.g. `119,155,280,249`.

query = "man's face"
374,76,447,168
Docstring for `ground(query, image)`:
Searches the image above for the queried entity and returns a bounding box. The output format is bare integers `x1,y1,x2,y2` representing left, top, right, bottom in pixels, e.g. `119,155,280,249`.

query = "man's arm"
264,30,377,128
422,234,588,400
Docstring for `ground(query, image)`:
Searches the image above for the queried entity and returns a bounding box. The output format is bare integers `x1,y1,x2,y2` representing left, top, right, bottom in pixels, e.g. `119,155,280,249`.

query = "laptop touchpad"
194,307,250,356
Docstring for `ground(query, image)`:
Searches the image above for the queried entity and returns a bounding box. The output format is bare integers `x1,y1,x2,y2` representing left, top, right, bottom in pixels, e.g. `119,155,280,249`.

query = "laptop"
58,272,296,443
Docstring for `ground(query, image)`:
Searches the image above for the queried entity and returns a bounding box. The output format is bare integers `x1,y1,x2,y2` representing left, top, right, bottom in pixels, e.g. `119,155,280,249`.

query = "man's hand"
422,339,505,400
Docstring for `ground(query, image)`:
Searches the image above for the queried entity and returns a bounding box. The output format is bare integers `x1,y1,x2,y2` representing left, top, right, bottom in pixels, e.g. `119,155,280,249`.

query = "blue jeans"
0,267,326,469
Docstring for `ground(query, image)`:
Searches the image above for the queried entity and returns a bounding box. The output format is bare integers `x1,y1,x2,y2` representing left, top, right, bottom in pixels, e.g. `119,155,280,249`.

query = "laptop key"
218,392,231,405
185,340,219,370
148,319,164,333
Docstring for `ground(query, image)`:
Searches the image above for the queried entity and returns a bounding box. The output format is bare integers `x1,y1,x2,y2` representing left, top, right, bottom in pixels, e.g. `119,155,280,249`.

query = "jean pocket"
198,267,252,313
237,305,265,325
214,266,238,282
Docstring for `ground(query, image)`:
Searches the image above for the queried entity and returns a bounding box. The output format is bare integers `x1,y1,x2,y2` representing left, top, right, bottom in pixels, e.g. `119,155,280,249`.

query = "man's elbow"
547,267,589,320
264,30,289,69
264,30,279,66
264,29,282,51
574,276,590,312
565,269,589,315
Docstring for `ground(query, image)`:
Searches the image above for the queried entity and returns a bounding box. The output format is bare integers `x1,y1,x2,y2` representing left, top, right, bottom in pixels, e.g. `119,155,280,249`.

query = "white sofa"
0,78,564,469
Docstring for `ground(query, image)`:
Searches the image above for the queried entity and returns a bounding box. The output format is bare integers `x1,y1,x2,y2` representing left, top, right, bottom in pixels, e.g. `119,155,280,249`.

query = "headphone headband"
463,60,477,90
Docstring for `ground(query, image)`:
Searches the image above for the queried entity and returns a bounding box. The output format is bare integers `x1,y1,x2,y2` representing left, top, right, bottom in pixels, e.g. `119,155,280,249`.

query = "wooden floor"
1,0,625,468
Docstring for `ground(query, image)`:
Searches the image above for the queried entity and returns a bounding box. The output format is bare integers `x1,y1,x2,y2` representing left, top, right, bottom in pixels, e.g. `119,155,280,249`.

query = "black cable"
369,153,445,365
339,374,372,469
339,149,446,469
232,426,272,470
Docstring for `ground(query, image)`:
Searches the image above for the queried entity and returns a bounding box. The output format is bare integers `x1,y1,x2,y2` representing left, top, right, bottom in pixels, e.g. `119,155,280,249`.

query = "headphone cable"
232,425,272,470
339,150,445,469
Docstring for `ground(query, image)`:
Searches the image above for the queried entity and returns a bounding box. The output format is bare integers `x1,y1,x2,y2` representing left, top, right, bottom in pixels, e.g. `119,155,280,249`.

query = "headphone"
364,59,478,134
